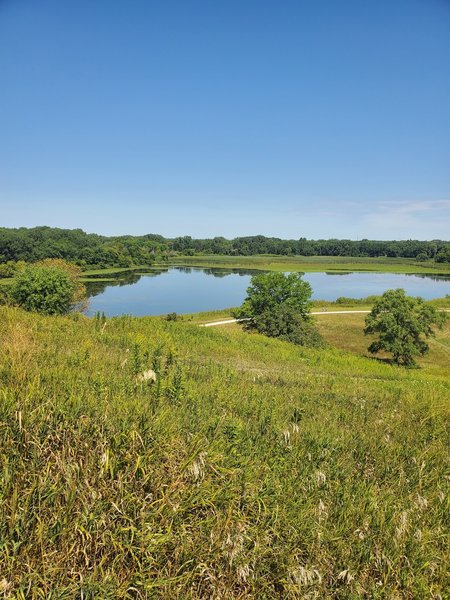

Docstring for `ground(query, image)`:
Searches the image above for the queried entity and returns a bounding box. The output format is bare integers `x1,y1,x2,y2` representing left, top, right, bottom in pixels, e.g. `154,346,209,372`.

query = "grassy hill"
0,306,449,598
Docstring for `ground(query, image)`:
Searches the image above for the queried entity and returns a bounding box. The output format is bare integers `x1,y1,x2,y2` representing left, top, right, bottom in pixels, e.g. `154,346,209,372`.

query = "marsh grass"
0,306,449,598
168,254,450,275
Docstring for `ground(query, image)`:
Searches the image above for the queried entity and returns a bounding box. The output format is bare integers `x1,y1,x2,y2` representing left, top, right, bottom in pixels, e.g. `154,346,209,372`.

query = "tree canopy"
234,272,323,346
364,288,447,367
0,227,449,268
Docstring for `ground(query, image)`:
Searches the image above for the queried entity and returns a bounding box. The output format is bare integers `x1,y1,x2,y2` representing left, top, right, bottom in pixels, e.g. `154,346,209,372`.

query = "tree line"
0,226,449,268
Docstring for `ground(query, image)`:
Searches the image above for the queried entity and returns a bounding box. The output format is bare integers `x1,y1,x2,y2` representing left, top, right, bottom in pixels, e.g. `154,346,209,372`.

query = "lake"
85,267,450,317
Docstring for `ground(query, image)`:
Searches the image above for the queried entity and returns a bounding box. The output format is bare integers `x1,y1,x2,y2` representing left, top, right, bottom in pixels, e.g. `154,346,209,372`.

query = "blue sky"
1,0,449,239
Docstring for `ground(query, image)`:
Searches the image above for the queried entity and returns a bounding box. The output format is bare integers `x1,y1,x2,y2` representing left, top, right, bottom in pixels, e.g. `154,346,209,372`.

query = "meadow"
0,305,449,598
167,254,450,275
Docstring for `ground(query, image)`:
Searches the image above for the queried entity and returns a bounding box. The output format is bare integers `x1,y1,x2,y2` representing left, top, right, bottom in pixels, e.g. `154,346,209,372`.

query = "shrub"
11,265,77,315
165,312,178,321
254,304,325,347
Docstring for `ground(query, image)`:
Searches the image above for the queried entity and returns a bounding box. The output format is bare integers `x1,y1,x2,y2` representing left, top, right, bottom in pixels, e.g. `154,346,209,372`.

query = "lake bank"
166,254,450,275
84,267,450,317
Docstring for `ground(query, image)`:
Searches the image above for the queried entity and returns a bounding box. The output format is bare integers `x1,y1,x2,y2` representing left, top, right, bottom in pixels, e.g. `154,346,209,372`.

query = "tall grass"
167,254,450,274
0,306,449,598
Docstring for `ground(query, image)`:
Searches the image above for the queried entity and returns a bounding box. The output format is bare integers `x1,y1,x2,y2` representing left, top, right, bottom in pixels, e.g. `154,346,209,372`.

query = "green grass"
81,267,144,276
167,254,450,274
183,297,450,324
0,306,449,598
314,311,450,377
80,276,121,283
77,255,450,282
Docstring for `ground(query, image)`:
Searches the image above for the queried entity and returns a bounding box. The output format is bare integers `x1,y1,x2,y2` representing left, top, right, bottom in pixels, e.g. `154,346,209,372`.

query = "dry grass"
0,306,449,598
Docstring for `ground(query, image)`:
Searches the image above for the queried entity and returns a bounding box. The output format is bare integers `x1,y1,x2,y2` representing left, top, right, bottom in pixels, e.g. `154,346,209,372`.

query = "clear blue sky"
1,0,449,239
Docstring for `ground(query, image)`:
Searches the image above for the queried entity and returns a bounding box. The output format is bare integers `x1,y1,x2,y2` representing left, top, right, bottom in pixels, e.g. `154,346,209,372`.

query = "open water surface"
85,267,450,317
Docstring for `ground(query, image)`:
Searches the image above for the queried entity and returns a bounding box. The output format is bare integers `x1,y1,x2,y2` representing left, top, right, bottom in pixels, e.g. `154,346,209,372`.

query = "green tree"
234,272,322,345
364,288,446,367
37,258,87,307
11,264,77,315
435,246,450,263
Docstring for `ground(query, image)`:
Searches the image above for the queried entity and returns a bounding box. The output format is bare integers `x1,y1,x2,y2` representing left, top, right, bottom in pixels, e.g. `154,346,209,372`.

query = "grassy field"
183,296,450,325
0,306,449,598
167,254,450,275
314,311,450,377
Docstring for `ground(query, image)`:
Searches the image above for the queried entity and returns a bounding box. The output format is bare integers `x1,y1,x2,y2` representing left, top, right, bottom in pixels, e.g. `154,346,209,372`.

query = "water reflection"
86,266,261,296
84,267,450,317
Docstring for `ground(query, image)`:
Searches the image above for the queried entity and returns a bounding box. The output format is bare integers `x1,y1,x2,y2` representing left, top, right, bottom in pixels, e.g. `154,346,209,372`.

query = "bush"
11,265,77,315
254,304,325,347
0,260,26,279
165,312,178,321
37,258,86,306
0,285,11,306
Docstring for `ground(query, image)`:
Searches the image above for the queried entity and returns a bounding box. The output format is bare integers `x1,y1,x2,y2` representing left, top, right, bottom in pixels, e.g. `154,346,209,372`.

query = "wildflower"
137,368,157,383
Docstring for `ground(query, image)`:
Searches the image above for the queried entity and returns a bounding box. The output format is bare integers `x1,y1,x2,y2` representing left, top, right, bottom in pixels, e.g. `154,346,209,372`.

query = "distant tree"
435,247,450,263
364,288,447,367
234,272,323,346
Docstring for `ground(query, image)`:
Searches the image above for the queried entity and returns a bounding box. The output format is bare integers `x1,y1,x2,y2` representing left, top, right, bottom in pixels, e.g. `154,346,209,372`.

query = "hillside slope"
0,307,449,598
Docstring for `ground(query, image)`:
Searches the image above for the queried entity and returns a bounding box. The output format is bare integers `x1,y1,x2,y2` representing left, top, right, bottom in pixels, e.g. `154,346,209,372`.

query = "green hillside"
0,306,449,598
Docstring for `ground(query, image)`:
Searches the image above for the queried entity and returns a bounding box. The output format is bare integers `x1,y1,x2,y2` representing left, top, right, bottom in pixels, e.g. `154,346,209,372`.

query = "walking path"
200,309,450,327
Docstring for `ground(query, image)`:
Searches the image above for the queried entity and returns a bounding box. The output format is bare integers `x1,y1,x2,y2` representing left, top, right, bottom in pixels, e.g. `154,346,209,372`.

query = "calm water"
85,267,450,317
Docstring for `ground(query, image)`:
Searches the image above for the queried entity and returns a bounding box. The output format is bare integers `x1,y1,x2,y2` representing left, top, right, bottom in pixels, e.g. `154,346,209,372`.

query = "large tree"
234,272,323,346
364,288,446,367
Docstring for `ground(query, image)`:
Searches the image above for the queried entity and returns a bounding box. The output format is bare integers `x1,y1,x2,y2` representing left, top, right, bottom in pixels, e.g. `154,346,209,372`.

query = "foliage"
252,304,325,347
335,295,380,305
435,245,450,263
0,306,448,597
10,265,77,315
37,258,87,306
0,226,164,268
165,312,178,321
0,226,449,267
0,285,11,306
364,288,447,366
0,260,26,278
234,272,325,347
236,272,312,322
